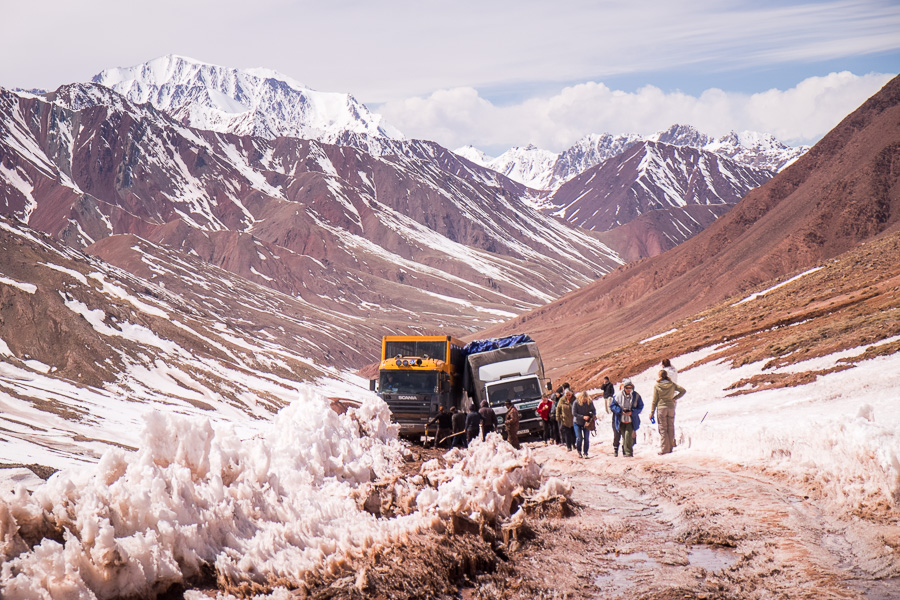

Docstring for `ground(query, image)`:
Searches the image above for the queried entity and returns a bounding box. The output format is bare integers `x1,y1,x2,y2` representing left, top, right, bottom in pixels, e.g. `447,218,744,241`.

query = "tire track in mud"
485,443,899,600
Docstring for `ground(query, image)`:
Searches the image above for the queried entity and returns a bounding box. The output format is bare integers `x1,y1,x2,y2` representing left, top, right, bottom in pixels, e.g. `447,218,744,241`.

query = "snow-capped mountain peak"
93,54,404,143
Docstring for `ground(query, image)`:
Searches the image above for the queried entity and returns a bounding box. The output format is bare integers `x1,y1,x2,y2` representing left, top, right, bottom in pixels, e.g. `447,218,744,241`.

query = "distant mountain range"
480,74,900,377
0,54,815,367
0,75,621,367
458,124,808,192
93,54,404,144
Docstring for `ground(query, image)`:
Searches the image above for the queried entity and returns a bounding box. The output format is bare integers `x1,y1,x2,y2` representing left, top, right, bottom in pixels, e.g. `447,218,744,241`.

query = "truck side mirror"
369,379,377,392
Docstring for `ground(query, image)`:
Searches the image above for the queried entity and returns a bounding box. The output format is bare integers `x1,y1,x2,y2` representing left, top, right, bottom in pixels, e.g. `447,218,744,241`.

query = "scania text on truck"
374,335,464,435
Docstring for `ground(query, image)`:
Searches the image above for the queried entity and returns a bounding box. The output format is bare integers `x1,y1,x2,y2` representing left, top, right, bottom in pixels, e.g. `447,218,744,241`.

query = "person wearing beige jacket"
650,370,687,455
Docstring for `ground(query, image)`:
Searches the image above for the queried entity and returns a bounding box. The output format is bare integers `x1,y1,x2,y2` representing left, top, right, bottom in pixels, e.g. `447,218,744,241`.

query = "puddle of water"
687,546,738,572
847,577,900,600
593,552,664,598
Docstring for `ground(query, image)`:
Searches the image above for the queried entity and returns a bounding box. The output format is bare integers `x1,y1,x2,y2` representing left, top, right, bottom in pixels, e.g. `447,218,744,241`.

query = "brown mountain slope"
479,74,900,376
566,228,900,391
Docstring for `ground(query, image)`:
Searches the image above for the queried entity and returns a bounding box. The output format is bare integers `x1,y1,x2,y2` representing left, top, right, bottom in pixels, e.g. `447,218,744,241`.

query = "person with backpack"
556,388,575,452
610,380,644,457
650,370,687,455
572,391,597,458
479,400,498,441
465,404,482,445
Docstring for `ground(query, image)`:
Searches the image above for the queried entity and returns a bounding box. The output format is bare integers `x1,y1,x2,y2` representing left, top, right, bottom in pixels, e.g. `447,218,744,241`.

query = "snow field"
0,386,562,599
625,341,900,510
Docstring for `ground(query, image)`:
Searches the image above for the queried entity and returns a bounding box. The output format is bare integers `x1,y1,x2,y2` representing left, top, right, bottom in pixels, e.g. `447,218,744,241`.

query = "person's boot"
613,447,618,457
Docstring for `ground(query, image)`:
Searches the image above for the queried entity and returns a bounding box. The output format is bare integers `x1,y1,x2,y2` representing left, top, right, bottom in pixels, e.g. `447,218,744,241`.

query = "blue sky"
1,0,897,154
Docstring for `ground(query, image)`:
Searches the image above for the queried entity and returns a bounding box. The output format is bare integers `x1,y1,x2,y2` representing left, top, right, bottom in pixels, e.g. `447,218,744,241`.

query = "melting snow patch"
0,387,561,598
639,328,677,344
0,276,37,295
734,267,824,305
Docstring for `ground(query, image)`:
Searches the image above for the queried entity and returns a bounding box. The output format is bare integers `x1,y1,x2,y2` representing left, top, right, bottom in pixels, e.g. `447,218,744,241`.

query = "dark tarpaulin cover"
462,334,533,356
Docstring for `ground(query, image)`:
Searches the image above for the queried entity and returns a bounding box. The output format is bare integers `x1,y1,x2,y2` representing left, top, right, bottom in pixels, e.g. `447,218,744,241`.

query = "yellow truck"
374,335,465,435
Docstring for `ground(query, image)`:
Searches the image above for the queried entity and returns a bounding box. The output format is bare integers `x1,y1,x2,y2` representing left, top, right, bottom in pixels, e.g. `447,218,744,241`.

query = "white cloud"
377,71,895,153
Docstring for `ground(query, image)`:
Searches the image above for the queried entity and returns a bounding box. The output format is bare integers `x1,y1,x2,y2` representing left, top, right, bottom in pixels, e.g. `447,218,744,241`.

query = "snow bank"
629,344,900,511
0,387,556,598
416,433,543,522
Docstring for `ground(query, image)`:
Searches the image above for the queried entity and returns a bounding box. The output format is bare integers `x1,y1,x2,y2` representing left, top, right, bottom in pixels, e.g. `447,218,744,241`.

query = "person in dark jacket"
450,406,467,448
479,400,498,440
572,391,597,458
465,404,482,445
609,380,644,457
427,406,453,449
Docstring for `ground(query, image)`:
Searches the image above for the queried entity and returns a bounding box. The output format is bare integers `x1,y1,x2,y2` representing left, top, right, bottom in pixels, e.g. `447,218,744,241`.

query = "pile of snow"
0,387,559,598
626,340,900,510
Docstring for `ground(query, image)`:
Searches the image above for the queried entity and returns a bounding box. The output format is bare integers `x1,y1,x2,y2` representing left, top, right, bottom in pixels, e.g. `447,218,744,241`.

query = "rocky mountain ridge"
462,124,808,192
479,74,900,378
93,54,403,144
0,81,622,353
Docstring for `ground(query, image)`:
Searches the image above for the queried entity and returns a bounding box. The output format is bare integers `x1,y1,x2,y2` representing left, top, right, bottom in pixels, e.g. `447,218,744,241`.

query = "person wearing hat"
503,399,521,449
609,380,644,457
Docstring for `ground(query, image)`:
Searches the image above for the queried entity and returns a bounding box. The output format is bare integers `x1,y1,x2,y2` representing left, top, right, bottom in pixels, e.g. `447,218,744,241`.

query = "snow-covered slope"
463,124,808,191
93,54,404,144
0,83,623,347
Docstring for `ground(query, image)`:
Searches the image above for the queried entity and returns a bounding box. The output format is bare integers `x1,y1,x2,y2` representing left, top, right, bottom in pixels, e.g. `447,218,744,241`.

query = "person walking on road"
479,400,498,441
504,399,521,449
573,391,597,458
465,404,482,445
556,388,575,452
610,380,644,457
650,370,686,455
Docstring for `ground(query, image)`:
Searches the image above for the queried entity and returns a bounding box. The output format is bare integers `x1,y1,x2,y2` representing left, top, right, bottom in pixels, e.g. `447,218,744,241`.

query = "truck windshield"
384,340,447,361
486,378,542,406
379,371,439,395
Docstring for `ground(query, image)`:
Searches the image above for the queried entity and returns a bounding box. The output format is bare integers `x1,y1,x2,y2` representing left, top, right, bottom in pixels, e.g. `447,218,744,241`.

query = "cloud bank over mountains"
378,71,894,154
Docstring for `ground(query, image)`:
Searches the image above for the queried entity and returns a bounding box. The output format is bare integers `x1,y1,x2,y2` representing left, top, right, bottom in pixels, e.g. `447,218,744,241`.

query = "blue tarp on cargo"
462,334,533,356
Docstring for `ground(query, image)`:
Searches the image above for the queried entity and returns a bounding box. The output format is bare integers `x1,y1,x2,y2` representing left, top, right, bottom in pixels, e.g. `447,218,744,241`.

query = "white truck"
462,335,546,434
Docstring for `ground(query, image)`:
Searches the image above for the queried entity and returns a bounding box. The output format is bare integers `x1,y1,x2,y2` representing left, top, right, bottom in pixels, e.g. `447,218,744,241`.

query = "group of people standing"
536,359,687,458
537,383,597,458
428,398,522,450
426,358,686,457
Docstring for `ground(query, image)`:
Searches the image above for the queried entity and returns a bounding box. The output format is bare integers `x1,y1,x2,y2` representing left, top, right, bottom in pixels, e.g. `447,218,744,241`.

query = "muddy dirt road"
481,439,900,600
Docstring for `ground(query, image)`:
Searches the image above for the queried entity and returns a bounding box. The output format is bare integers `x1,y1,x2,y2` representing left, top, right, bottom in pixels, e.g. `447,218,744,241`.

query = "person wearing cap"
610,380,644,457
555,388,575,452
503,399,521,449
